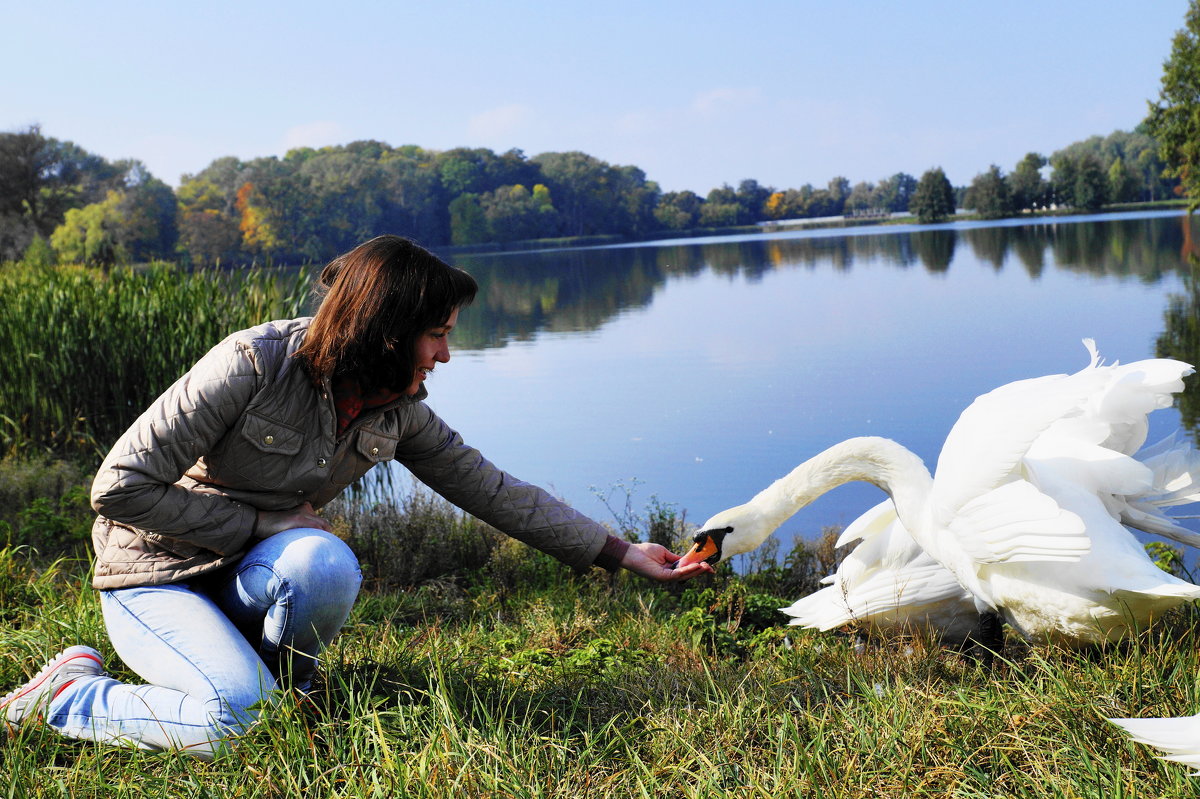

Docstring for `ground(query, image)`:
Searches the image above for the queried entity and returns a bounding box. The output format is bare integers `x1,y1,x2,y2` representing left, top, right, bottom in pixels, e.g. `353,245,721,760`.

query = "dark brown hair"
294,235,478,393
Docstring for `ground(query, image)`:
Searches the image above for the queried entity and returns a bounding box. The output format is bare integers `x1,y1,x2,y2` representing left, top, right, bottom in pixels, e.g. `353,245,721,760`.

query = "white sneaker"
1,646,105,724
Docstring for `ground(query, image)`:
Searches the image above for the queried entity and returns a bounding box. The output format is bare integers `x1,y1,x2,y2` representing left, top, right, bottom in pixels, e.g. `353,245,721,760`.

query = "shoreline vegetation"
437,199,1193,257
0,124,1183,270
3,226,1200,795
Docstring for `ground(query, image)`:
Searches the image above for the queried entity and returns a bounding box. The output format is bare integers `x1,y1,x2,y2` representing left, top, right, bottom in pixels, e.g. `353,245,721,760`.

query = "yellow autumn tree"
236,182,278,254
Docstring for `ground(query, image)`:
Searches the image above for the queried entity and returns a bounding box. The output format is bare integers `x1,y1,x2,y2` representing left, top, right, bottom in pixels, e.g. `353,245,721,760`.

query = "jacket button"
371,447,379,456
264,435,274,445
317,457,327,468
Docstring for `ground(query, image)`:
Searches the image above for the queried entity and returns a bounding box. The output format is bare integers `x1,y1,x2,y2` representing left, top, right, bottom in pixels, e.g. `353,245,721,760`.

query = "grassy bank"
2,471,1199,798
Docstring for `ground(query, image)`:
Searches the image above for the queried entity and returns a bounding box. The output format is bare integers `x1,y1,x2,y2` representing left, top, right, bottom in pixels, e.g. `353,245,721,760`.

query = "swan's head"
675,502,775,567
675,526,732,567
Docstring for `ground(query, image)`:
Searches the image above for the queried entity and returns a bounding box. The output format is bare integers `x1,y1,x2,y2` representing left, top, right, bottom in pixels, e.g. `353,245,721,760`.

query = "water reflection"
1155,214,1200,438
424,209,1200,548
449,211,1193,352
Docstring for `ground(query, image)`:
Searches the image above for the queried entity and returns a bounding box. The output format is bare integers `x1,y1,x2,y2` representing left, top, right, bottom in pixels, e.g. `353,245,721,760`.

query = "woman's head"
295,235,478,394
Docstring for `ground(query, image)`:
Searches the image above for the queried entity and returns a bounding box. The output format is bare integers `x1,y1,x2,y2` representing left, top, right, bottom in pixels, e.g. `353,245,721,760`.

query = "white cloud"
279,121,348,154
691,87,762,115
468,104,534,141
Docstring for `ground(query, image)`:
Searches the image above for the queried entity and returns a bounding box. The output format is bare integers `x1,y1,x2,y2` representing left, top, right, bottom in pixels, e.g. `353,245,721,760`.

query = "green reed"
0,262,311,460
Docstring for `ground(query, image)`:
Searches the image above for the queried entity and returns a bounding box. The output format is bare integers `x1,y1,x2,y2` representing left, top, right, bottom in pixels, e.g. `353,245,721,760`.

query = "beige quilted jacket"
90,318,609,589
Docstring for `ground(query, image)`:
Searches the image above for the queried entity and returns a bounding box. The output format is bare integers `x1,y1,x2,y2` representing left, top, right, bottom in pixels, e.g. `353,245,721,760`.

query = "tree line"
955,130,1175,221
0,123,1183,267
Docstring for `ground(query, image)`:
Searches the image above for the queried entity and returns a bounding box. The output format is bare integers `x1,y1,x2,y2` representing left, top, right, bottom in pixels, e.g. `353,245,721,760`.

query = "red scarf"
331,377,402,437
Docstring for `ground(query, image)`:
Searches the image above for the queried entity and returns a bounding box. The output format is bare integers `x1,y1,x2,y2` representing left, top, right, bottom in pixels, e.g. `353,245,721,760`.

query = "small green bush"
0,453,92,555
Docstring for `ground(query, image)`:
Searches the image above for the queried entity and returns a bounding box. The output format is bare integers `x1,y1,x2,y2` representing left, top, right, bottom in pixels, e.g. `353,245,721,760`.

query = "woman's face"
406,306,460,395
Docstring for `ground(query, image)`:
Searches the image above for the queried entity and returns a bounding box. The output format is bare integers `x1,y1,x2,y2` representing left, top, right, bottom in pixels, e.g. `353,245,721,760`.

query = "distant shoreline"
437,199,1191,257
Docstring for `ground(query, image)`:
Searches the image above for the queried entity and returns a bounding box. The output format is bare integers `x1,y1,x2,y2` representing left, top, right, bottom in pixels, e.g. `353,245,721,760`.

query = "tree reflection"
444,213,1193,361
912,229,956,272
1156,215,1200,440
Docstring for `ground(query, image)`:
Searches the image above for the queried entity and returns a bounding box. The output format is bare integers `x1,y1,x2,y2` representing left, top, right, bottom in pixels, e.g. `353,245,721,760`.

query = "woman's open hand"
254,502,331,538
620,542,714,582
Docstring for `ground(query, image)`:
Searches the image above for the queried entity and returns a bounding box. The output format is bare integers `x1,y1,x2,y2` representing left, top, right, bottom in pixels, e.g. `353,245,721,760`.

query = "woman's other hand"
620,542,714,582
254,502,331,538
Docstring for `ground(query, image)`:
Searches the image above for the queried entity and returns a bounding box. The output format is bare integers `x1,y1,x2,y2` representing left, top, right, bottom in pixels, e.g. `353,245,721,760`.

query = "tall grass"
1,474,1199,797
0,262,311,459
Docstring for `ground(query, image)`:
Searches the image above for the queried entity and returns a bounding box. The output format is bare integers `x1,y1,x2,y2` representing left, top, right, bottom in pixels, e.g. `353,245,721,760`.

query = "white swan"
678,341,1200,645
1109,714,1200,775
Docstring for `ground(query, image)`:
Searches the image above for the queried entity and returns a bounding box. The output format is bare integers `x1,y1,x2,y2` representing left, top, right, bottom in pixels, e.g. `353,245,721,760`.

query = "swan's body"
681,341,1200,645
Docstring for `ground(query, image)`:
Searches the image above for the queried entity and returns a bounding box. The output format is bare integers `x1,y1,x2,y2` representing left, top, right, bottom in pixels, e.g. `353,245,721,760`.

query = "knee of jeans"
277,530,362,597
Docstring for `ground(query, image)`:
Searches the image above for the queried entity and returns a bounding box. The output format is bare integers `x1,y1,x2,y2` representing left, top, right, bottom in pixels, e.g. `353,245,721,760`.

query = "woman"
1,235,712,759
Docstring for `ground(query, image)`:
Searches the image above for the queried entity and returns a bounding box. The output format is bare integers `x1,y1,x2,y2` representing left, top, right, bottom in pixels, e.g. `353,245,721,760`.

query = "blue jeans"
46,528,361,759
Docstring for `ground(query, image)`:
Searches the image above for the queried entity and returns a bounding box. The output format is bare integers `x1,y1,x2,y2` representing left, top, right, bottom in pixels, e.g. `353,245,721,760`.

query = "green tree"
20,234,55,267
1146,0,1200,209
874,172,918,213
701,184,746,226
910,167,956,224
654,190,702,229
616,166,661,237
0,126,122,260
533,151,648,237
50,190,125,266
436,147,536,198
177,159,246,266
698,201,740,227
826,176,851,215
480,184,560,242
1108,157,1141,204
1009,153,1048,211
964,165,1013,219
1073,154,1110,210
735,178,772,222
448,193,490,245
845,181,876,214
804,188,840,218
1134,137,1172,201
1051,154,1079,208
116,164,179,261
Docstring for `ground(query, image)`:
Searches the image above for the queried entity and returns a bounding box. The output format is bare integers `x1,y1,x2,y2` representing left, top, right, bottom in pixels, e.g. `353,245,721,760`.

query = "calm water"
415,210,1200,553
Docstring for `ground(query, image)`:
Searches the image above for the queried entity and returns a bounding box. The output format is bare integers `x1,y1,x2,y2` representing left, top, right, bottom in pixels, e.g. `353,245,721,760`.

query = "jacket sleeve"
90,336,262,555
395,403,609,573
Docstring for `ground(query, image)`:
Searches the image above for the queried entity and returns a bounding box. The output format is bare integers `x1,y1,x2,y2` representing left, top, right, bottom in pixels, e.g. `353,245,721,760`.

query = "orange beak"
675,528,730,568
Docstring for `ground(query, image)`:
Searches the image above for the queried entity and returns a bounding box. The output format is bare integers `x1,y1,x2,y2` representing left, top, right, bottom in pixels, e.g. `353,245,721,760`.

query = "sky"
2,1,1192,194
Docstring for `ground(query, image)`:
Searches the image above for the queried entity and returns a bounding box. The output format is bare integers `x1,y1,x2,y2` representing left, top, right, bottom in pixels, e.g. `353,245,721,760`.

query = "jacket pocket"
220,411,308,490
357,427,399,463
240,412,305,455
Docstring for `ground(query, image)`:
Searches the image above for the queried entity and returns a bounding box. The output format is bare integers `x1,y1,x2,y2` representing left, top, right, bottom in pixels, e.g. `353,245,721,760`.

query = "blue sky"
3,1,1191,193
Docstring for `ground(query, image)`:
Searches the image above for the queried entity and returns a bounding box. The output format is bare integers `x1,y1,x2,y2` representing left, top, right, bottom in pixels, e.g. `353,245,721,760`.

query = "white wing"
1110,714,1200,774
781,500,978,639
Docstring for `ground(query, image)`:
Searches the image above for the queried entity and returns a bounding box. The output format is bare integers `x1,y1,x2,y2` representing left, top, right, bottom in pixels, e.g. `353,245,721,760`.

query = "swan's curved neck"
751,436,932,534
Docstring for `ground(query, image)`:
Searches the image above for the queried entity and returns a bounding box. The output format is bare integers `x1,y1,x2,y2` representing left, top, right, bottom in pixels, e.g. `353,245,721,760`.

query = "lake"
415,209,1200,556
